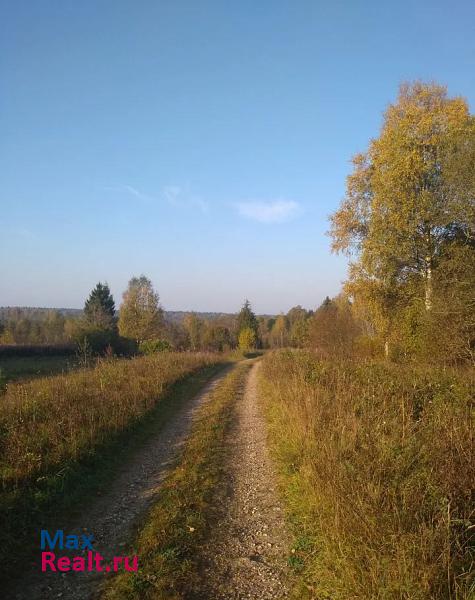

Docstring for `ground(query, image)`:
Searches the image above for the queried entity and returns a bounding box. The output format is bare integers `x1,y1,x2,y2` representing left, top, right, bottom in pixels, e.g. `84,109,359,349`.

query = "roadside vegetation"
260,350,474,599
257,85,474,598
101,362,251,600
0,352,227,584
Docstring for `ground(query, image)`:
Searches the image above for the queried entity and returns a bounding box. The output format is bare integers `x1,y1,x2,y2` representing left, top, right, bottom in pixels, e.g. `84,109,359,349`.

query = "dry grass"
0,352,221,485
260,350,474,600
0,352,226,583
101,362,250,599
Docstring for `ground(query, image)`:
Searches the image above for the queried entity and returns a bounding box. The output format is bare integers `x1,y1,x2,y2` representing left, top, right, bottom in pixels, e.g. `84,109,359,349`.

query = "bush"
260,350,474,599
139,339,172,355
238,327,256,351
69,322,137,359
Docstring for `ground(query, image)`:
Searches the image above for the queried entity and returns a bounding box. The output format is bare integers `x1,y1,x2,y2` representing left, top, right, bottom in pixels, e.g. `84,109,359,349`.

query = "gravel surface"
191,360,291,600
10,367,231,600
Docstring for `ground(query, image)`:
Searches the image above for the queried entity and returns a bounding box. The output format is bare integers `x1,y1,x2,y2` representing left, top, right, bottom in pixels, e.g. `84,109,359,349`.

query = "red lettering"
41,552,57,572
124,556,138,572
57,556,71,572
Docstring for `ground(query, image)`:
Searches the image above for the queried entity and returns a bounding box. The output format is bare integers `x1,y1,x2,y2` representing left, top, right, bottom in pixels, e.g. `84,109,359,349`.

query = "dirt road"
191,361,290,599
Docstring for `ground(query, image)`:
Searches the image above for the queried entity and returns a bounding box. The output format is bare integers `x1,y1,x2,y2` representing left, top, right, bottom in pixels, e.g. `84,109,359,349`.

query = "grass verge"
259,350,474,600
1,352,228,586
101,361,251,600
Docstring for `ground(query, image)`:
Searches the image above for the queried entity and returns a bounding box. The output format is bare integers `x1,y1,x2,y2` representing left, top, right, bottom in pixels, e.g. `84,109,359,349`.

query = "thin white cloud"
104,184,208,212
236,200,302,223
162,185,208,212
123,184,156,203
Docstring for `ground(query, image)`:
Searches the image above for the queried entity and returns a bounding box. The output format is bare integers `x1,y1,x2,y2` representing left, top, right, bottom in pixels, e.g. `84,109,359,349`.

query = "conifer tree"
84,283,116,329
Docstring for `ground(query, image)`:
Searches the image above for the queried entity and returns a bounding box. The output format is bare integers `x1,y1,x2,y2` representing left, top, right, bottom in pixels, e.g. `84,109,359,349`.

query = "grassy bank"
102,361,251,599
0,352,226,583
259,350,474,600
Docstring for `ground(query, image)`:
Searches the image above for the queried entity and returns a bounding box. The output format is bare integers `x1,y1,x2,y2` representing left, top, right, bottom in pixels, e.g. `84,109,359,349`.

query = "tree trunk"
425,256,433,311
424,227,433,311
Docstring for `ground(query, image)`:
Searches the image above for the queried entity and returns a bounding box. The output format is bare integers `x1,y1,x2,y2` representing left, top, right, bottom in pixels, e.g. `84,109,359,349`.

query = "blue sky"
1,0,474,313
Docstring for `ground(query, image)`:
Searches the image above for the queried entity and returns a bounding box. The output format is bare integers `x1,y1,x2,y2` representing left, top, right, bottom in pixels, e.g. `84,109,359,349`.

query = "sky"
1,0,474,314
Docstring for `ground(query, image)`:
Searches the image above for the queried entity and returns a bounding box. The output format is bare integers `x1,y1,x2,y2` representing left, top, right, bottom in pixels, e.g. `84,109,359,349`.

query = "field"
259,350,475,599
0,355,74,383
0,352,228,585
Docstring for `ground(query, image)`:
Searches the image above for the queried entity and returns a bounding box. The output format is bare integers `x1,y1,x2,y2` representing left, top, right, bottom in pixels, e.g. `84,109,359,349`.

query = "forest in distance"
1,81,474,599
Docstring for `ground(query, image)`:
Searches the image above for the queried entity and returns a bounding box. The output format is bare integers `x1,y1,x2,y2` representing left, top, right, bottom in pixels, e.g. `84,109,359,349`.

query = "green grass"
259,350,475,600
101,361,251,600
0,352,228,587
0,354,75,383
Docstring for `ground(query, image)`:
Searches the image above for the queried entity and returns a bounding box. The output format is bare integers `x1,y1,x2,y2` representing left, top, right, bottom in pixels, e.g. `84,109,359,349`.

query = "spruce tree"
84,282,116,329
236,300,259,340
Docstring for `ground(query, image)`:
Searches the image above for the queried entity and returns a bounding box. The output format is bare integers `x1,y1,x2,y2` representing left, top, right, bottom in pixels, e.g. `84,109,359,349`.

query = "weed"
260,350,474,599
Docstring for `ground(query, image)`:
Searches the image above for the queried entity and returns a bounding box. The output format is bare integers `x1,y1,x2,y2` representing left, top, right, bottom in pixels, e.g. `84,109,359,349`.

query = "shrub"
238,327,256,351
139,339,172,355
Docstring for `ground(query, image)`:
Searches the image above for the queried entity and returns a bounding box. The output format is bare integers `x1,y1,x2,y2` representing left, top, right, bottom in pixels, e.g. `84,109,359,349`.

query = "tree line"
0,280,356,357
0,279,267,355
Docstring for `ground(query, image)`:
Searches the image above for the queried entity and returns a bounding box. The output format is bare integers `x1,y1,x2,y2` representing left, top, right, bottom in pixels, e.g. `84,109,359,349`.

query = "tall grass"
0,352,225,582
260,350,474,599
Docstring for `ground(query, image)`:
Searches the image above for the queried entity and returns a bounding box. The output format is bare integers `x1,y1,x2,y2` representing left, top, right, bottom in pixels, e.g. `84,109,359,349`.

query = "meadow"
260,350,474,599
0,354,74,383
0,351,227,583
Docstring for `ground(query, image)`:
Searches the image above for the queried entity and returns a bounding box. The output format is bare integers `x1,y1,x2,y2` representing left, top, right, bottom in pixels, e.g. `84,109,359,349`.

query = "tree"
236,300,259,343
287,305,312,347
44,310,66,343
270,314,288,348
183,313,205,351
84,283,116,329
330,82,474,358
203,324,232,352
118,276,164,343
258,316,274,349
308,295,360,357
238,327,256,351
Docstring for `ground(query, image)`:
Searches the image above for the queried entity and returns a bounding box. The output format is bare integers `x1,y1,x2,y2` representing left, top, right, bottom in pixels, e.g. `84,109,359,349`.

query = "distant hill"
0,307,275,323
165,311,237,323
0,307,83,320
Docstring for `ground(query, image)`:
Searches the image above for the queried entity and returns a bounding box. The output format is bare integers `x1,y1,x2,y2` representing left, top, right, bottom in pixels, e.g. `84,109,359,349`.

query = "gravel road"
11,366,231,600
190,360,291,599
